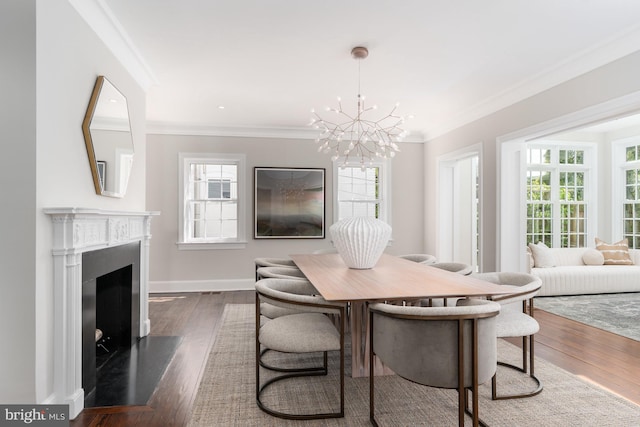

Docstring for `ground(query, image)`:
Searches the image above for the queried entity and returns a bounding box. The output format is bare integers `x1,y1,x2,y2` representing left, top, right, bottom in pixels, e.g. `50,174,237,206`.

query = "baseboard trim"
150,279,254,293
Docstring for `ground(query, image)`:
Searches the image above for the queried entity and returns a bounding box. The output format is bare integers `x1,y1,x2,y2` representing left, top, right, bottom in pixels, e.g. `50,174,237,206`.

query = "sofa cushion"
582,248,604,266
528,242,556,268
595,238,634,265
532,265,640,296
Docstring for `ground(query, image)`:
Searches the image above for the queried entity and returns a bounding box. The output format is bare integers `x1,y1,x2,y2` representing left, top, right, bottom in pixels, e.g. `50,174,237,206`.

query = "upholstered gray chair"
398,253,438,265
256,266,307,280
470,271,543,400
431,262,473,275
421,262,473,307
368,299,500,427
255,278,346,420
254,257,297,280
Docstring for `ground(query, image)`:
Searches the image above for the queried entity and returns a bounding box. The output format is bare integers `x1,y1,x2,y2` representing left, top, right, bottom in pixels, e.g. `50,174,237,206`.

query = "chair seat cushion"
496,309,539,338
259,313,340,353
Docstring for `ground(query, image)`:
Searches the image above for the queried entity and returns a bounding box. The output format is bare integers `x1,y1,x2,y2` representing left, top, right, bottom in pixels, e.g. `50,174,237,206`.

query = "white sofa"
528,247,640,296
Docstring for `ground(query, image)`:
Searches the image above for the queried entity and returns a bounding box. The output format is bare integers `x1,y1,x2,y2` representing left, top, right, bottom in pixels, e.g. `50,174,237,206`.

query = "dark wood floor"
71,290,640,426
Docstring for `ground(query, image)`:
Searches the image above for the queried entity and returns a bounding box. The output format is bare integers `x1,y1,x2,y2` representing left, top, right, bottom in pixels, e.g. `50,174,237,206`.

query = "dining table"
290,253,515,377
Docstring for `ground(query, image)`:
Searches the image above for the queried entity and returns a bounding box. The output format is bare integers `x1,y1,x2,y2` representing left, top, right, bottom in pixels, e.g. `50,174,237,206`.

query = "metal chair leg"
492,334,543,400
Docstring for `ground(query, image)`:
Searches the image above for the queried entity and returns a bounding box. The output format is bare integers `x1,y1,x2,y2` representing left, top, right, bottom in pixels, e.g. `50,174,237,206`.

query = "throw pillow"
595,238,634,265
582,248,604,266
528,241,556,268
526,246,535,270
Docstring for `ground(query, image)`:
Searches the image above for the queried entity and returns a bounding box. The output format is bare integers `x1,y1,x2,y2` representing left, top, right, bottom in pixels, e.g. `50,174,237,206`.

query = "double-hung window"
621,143,640,248
334,159,390,223
526,145,592,248
178,153,246,249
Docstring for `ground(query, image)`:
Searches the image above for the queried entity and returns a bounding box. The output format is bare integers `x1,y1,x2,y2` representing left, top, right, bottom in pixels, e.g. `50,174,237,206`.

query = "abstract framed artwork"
254,167,325,239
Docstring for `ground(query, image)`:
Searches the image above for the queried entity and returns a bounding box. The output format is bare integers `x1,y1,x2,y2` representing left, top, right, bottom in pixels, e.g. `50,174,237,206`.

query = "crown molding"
69,0,158,91
427,24,640,141
145,121,426,142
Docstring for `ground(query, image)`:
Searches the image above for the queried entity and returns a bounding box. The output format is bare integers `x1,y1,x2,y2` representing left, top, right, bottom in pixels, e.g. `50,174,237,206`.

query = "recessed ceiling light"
217,105,225,110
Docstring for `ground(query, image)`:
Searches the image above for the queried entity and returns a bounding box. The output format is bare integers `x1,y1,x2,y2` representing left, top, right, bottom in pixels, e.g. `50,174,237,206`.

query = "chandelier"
309,46,411,168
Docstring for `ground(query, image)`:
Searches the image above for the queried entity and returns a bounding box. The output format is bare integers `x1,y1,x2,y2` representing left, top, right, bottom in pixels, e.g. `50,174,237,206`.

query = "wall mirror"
82,76,134,198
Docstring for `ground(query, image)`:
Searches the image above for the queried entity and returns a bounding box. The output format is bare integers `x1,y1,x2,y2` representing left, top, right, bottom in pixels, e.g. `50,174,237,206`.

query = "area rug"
188,304,640,426
535,292,640,341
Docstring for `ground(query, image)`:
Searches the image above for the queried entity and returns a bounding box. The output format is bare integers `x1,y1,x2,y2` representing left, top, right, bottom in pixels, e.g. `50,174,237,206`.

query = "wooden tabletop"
290,253,513,302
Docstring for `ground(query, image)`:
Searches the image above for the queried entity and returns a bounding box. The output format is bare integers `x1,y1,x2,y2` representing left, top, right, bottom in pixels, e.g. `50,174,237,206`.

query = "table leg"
350,301,394,378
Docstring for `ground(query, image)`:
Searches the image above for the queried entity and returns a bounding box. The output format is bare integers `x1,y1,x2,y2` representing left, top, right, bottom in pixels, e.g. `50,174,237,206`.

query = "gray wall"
0,0,37,403
425,50,640,272
0,0,147,404
145,134,424,289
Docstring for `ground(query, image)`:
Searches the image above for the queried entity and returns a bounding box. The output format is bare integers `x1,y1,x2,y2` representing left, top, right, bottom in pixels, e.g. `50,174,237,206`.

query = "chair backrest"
431,262,473,275
397,254,437,264
369,299,499,389
255,278,342,315
471,272,541,305
256,266,306,279
254,257,297,268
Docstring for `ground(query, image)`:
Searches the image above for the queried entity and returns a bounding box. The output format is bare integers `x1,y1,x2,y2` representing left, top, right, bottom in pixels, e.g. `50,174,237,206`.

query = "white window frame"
613,137,640,247
332,158,391,225
525,142,595,248
177,152,247,250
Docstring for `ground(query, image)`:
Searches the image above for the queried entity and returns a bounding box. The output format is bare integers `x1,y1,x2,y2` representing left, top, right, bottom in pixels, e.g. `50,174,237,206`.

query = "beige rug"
188,304,640,426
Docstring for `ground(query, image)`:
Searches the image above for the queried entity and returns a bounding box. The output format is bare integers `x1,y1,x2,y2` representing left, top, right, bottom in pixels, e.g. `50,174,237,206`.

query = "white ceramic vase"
330,217,392,269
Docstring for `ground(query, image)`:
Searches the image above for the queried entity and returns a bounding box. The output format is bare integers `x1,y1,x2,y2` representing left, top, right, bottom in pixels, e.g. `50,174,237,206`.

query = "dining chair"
468,271,543,400
368,299,500,427
255,266,309,318
255,278,346,420
255,266,307,280
421,262,473,307
397,253,438,265
431,262,473,275
254,257,297,280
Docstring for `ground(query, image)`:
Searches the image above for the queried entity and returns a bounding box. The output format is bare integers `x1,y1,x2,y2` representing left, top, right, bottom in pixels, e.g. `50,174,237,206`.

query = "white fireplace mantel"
44,208,159,419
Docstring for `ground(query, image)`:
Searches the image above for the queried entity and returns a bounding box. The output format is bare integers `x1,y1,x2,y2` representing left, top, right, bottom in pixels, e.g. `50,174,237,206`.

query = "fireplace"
45,208,158,419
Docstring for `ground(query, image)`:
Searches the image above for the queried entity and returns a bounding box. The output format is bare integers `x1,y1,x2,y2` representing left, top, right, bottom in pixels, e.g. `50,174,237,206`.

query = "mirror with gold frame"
82,76,134,198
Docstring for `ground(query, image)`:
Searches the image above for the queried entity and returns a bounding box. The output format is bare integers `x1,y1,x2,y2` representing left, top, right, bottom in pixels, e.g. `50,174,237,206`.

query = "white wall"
0,0,37,403
425,50,640,272
0,0,147,404
146,134,424,289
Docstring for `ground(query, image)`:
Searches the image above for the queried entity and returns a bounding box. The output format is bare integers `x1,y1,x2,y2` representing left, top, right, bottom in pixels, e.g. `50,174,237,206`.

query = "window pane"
627,186,636,200
221,220,238,238
221,202,237,219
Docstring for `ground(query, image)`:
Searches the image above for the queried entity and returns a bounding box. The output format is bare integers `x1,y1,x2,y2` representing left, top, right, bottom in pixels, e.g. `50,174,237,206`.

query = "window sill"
177,241,248,250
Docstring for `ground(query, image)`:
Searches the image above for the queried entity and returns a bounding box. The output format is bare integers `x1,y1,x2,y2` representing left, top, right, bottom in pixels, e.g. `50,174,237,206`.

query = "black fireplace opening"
82,242,140,405
95,265,134,366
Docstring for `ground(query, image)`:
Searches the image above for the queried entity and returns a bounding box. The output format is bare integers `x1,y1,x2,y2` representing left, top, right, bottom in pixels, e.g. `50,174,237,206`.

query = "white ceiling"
102,0,640,141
